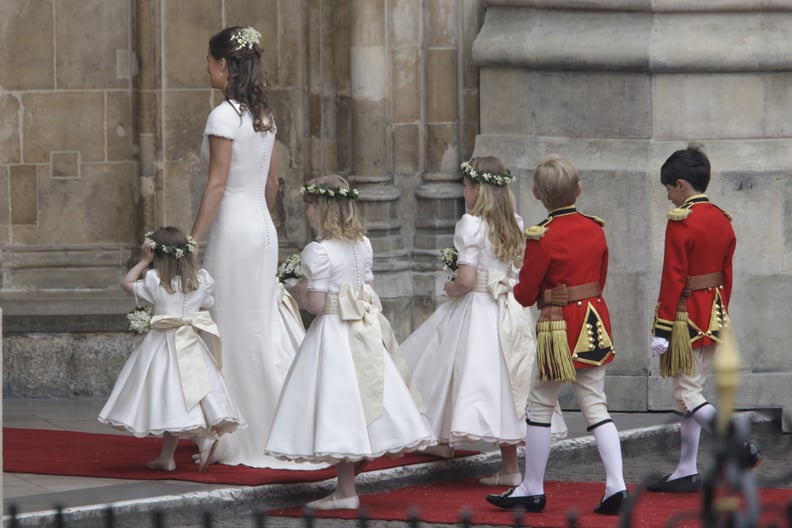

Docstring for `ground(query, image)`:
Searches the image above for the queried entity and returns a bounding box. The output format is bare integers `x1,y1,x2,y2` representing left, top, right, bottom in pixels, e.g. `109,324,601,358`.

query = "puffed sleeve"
454,214,482,267
132,269,159,306
198,268,215,310
302,242,331,292
360,236,374,283
515,214,525,232
203,101,242,140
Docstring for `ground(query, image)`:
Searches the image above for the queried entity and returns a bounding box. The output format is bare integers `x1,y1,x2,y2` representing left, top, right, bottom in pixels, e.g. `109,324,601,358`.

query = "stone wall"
474,0,792,429
1,0,481,396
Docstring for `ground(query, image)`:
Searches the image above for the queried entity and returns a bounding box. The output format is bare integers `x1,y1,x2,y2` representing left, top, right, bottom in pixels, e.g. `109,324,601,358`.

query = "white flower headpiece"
460,161,514,187
144,232,197,260
231,26,261,51
300,183,360,201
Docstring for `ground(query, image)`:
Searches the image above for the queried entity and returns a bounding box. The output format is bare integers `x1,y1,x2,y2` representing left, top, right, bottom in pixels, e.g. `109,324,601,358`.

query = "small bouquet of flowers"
277,253,304,287
441,247,459,273
127,305,153,334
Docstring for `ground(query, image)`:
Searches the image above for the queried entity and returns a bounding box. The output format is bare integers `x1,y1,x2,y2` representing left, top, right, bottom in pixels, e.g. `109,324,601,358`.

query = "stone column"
348,0,406,270
134,0,160,234
348,0,411,333
474,0,792,429
409,0,480,328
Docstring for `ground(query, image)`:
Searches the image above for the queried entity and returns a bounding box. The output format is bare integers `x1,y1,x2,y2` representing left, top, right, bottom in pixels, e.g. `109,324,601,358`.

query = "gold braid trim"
661,311,696,377
536,320,577,382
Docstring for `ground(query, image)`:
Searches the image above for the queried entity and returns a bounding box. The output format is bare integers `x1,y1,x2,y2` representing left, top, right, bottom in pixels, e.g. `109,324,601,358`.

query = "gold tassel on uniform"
661,311,695,377
536,320,576,382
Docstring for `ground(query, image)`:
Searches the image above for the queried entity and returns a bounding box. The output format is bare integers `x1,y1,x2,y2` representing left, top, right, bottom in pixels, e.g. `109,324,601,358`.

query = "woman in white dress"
99,227,243,472
190,26,303,468
264,175,435,510
401,156,566,487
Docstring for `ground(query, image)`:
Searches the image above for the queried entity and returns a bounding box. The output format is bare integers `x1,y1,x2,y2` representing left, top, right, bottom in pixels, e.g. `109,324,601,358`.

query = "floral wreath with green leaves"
231,26,261,51
144,232,197,260
299,182,360,201
460,161,514,187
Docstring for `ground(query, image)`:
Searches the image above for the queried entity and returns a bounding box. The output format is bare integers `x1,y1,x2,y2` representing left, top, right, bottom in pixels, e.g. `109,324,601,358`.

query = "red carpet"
271,480,792,528
2,428,476,486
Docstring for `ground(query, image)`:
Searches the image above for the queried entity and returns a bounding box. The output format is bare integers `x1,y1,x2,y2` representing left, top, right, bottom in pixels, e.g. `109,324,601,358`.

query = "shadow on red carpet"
270,479,792,528
2,428,476,486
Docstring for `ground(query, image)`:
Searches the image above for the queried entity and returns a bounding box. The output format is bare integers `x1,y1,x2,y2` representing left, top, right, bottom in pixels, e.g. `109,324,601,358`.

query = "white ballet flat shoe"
422,444,456,458
145,459,176,472
478,472,523,486
306,494,360,510
198,439,218,473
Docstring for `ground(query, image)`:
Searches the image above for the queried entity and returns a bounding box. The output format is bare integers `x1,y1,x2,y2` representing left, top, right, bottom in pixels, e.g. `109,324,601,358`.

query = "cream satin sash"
482,270,536,419
326,283,426,424
150,312,222,411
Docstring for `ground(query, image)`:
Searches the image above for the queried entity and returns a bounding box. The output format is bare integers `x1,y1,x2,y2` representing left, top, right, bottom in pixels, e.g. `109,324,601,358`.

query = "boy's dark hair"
660,144,711,192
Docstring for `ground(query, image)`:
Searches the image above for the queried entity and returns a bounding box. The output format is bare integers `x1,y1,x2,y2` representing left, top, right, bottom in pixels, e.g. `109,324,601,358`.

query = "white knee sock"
690,403,716,433
591,421,626,497
669,417,701,479
514,424,551,496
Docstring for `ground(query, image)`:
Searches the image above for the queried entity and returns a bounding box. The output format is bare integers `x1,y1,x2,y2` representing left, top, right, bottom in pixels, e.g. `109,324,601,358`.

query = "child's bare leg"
306,461,360,510
479,444,522,486
146,432,178,471
335,461,357,498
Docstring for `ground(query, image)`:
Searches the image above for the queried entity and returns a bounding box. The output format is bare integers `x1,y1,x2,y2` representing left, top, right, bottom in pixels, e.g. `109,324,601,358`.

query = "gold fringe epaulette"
668,208,692,221
580,212,605,226
525,225,548,240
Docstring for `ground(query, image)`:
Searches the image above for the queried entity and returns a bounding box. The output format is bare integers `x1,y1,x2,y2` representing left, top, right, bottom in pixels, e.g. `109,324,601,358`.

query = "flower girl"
264,175,435,510
99,227,244,472
401,156,566,487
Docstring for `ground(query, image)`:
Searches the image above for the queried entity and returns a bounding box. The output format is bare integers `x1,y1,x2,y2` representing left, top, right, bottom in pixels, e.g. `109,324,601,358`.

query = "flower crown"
231,26,261,51
460,161,514,187
300,182,360,201
144,232,197,260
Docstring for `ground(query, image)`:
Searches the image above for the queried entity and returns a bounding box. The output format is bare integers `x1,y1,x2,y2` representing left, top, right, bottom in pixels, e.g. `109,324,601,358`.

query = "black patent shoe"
485,488,546,512
594,490,629,515
742,441,762,469
646,473,701,493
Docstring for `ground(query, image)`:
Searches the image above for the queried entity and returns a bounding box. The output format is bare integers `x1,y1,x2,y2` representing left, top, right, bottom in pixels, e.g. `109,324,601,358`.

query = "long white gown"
401,214,545,446
99,269,244,439
263,238,436,463
200,100,314,468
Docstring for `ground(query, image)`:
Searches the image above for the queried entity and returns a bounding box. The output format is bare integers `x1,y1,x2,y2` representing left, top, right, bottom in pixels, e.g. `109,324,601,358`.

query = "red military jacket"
514,206,615,369
652,194,735,348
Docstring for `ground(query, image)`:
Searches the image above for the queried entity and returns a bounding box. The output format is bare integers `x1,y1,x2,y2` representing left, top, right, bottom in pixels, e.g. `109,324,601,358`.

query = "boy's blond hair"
149,226,199,293
466,156,524,264
533,154,580,211
302,174,365,242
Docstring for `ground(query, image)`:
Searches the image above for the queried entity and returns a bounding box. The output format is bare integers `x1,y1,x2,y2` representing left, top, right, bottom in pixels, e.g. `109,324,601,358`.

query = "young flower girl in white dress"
99,227,244,472
401,156,566,487
264,175,435,510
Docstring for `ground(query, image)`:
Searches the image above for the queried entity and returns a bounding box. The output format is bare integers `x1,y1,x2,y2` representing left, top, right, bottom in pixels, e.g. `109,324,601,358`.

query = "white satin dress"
99,269,244,439
200,100,316,468
401,214,540,446
263,238,436,463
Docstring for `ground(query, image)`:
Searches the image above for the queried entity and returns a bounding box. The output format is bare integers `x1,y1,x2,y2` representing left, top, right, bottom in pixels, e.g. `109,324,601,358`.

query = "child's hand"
141,241,155,263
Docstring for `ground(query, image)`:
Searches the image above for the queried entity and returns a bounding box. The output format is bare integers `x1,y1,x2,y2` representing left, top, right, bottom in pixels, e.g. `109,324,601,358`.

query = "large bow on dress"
336,283,426,425
486,270,535,418
150,312,222,411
